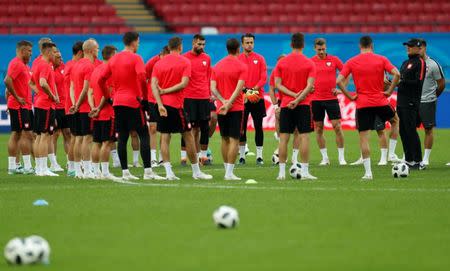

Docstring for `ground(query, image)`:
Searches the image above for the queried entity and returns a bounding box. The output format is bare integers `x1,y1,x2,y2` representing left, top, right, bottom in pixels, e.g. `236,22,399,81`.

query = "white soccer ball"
26,235,50,264
289,163,302,179
213,205,239,229
392,162,409,178
4,237,40,265
271,153,279,165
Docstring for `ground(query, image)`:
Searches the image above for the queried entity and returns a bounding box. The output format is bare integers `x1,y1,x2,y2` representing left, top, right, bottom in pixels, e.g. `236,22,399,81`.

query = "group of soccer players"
5,31,445,181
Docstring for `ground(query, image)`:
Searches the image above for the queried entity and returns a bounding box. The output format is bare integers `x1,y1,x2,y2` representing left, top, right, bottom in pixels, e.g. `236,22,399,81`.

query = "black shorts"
9,108,33,132
148,102,159,123
54,109,69,130
184,98,211,124
72,112,93,136
356,105,395,132
34,108,55,135
311,99,341,122
218,111,243,139
157,105,191,134
114,106,147,134
279,105,313,134
373,116,386,131
67,114,75,134
418,101,436,129
93,119,116,143
244,98,267,119
209,101,217,112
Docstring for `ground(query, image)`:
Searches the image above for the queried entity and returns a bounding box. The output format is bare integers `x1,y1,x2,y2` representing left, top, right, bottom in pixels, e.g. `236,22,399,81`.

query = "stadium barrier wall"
0,33,449,132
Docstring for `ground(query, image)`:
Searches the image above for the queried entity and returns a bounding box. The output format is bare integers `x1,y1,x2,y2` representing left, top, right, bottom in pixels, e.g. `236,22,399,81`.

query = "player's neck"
292,48,303,54
17,54,25,63
85,54,95,63
228,53,239,58
244,50,253,56
124,46,135,53
317,54,327,60
42,55,50,63
360,49,372,54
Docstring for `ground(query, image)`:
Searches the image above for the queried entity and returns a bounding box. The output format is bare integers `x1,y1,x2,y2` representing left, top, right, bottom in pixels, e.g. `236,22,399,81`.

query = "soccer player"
145,46,170,167
70,39,98,178
418,39,445,165
274,33,317,180
151,36,212,180
181,34,213,165
268,54,301,164
88,45,120,180
99,31,163,180
30,42,59,176
310,38,347,166
210,38,247,180
49,49,68,172
238,33,267,165
336,36,400,180
5,40,34,175
64,41,84,176
394,38,426,170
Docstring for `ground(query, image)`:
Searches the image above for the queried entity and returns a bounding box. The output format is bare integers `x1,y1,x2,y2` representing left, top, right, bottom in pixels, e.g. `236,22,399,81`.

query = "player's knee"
425,128,433,135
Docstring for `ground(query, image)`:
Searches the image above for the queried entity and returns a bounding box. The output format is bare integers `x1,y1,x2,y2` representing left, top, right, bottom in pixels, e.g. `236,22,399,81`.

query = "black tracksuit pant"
397,105,422,163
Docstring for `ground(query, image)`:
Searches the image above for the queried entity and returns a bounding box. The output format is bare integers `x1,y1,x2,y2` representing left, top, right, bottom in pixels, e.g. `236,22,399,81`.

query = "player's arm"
74,80,89,112
434,63,445,97
210,80,225,104
29,78,38,94
268,85,278,106
254,58,267,90
336,74,357,101
87,87,95,110
39,77,57,102
69,81,76,106
294,77,315,103
274,77,297,98
219,79,245,115
384,67,400,96
151,76,167,117
4,75,25,105
160,76,189,95
437,78,445,97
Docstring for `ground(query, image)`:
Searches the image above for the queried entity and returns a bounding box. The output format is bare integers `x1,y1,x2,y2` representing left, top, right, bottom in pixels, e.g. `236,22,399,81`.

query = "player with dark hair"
238,33,267,165
274,33,317,180
88,45,120,180
145,45,170,167
70,38,98,179
5,40,34,175
336,36,400,180
30,42,60,176
211,38,247,180
99,31,163,180
151,36,212,180
310,38,347,166
180,34,213,166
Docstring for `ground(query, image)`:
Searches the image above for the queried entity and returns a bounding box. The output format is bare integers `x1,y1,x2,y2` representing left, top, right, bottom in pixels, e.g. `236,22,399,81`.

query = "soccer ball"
271,153,279,165
213,205,239,229
26,235,50,264
4,237,40,265
392,163,409,178
289,163,302,179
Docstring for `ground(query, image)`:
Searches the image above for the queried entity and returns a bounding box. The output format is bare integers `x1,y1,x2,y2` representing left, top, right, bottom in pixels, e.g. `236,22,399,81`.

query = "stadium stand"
146,0,450,34
0,0,139,34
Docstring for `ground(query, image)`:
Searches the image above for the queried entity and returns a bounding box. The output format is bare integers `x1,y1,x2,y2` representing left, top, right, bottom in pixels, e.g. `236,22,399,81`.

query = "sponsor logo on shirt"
253,60,258,64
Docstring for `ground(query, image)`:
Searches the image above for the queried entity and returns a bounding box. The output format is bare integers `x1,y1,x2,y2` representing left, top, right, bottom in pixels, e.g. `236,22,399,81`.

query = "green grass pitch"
1,130,450,270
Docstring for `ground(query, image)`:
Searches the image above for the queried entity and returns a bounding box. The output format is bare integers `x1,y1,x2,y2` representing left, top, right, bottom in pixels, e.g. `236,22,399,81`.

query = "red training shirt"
71,58,95,113
269,71,282,101
238,51,267,97
211,55,247,112
90,63,113,121
32,58,56,110
145,55,161,103
311,55,343,101
63,60,76,114
100,51,146,108
151,52,191,109
183,51,211,100
273,52,316,108
6,57,32,110
54,63,65,110
340,52,395,109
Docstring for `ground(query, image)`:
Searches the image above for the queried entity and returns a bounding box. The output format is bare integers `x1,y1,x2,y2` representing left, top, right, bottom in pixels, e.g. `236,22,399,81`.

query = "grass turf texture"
1,130,450,270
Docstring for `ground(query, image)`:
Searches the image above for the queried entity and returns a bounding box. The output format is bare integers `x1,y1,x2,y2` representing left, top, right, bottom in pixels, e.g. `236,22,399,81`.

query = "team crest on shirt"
202,61,207,66
253,60,258,64
326,62,332,67
407,63,413,69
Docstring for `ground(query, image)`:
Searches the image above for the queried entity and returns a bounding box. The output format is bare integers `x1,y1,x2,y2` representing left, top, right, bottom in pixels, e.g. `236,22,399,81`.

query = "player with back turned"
336,36,400,180
99,31,163,181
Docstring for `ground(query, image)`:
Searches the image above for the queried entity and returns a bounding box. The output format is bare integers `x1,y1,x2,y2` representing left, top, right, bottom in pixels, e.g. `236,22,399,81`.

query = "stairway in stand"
106,0,165,33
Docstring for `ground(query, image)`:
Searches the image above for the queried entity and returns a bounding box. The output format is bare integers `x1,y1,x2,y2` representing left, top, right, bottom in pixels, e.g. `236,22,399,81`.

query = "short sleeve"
334,56,344,71
431,62,443,80
269,72,275,87
151,62,160,80
182,60,191,77
308,62,316,78
383,57,395,73
7,62,21,80
340,62,351,78
83,64,94,81
39,64,52,81
135,55,146,76
238,65,247,80
211,68,217,81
